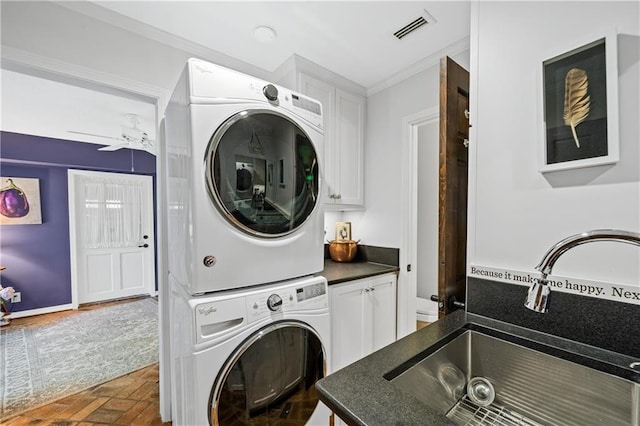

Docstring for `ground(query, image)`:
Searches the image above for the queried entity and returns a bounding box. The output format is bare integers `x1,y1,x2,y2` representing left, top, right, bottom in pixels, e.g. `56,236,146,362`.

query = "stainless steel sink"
387,329,639,426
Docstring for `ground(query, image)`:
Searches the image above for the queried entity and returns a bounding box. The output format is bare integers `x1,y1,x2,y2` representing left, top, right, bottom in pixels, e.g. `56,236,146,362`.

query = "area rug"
0,298,158,419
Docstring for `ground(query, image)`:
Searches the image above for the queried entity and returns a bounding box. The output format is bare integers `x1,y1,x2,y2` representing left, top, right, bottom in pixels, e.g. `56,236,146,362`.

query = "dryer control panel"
187,58,323,129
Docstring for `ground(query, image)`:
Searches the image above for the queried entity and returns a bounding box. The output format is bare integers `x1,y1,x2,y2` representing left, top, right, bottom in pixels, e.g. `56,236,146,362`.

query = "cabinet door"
330,280,367,371
370,274,397,352
299,74,336,198
334,89,365,207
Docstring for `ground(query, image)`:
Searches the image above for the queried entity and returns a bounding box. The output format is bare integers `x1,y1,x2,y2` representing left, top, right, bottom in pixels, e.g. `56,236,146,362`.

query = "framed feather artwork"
539,30,619,172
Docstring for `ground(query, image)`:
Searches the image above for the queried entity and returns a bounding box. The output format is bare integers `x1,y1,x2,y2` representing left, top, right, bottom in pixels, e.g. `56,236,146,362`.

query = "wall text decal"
468,264,639,305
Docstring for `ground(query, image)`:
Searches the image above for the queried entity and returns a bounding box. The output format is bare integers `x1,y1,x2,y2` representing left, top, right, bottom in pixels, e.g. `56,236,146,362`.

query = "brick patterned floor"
1,363,169,425
1,298,170,425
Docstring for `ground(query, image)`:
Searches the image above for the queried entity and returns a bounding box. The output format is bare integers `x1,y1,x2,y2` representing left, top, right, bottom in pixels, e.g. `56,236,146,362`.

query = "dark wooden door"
437,56,470,318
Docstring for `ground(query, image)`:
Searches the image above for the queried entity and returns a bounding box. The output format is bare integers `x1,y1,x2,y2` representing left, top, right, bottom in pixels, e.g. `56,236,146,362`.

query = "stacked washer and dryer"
164,58,330,426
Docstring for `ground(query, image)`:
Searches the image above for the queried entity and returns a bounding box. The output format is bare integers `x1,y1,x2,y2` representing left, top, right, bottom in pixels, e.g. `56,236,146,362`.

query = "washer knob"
267,294,283,311
263,84,278,101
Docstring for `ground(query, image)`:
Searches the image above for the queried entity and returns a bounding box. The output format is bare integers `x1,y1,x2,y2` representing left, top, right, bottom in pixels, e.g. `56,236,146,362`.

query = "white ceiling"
88,1,471,89
1,1,470,153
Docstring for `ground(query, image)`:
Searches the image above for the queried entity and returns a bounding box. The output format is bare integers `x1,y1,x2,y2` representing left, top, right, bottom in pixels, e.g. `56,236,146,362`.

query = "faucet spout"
525,229,640,313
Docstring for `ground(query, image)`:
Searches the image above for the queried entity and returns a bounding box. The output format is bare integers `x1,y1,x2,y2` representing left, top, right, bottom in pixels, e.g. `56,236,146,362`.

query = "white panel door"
69,170,155,304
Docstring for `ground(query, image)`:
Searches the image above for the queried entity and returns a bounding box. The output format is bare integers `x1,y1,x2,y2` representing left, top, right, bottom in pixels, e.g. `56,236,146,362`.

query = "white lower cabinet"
329,272,397,372
328,272,397,425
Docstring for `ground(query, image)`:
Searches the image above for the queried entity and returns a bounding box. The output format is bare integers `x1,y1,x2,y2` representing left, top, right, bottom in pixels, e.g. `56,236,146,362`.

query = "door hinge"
407,264,412,272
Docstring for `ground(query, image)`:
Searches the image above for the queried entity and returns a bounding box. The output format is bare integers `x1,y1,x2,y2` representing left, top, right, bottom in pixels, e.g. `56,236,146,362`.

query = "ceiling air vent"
393,10,437,40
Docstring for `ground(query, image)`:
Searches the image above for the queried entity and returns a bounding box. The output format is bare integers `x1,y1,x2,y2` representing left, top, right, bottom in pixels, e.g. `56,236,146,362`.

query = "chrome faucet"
525,229,640,313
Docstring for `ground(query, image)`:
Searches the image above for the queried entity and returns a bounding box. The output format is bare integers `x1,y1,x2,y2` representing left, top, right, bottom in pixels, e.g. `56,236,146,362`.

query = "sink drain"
467,377,495,407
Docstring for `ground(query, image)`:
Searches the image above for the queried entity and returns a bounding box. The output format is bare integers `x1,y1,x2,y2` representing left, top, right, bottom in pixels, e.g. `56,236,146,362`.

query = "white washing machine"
170,274,332,426
165,58,325,295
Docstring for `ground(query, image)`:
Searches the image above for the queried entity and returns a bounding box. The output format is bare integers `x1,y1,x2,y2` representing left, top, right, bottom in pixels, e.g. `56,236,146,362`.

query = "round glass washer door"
205,109,320,238
209,321,326,425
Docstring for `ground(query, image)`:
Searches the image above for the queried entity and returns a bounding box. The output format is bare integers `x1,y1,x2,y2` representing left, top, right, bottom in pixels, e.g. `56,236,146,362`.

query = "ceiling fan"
68,113,155,153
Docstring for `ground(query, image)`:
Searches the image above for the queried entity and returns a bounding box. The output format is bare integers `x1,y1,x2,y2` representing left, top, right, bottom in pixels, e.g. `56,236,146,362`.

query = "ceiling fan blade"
98,143,129,151
68,130,121,140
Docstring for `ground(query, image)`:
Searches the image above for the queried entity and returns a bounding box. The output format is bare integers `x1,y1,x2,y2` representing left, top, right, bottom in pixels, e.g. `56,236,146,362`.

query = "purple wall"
0,131,156,313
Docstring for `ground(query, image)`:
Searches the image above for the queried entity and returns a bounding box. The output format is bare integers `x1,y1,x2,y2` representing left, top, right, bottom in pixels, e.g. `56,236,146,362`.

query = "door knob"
431,294,465,311
138,243,149,248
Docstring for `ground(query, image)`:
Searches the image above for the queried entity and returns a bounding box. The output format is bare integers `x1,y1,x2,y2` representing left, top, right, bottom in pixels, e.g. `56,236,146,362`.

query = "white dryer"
165,58,325,295
170,274,332,426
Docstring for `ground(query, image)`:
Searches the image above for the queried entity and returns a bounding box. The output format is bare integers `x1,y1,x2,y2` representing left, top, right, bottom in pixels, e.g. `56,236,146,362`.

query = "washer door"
205,109,320,238
210,321,326,425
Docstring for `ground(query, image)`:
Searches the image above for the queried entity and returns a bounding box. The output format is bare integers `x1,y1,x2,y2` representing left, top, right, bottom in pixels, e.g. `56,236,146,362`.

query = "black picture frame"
540,32,619,172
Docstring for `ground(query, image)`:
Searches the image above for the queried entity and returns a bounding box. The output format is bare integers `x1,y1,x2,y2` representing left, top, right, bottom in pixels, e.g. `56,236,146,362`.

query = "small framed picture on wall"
539,29,619,172
0,177,42,225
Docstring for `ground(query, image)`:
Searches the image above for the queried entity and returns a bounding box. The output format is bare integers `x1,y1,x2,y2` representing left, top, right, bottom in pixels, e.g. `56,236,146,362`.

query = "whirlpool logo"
198,306,217,316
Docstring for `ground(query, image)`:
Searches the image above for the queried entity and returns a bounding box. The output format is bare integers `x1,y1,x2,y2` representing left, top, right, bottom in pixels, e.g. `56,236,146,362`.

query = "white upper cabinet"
275,55,366,210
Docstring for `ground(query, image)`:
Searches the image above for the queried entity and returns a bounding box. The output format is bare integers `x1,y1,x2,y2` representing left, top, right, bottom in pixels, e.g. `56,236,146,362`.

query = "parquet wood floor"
417,320,430,330
1,298,170,426
2,304,431,425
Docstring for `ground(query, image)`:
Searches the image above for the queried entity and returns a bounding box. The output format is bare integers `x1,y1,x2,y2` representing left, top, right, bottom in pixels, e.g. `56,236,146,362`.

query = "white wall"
469,2,640,285
344,50,470,248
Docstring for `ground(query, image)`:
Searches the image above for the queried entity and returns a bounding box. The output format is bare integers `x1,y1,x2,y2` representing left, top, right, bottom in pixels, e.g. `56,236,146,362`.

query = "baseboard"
6,303,74,319
416,297,438,323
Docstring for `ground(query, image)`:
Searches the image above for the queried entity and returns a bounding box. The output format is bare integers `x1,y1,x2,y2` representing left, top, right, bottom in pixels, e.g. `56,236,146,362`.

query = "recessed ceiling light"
254,26,277,43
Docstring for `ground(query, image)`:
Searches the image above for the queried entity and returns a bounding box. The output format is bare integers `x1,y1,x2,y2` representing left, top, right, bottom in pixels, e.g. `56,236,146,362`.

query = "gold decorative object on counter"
328,240,358,262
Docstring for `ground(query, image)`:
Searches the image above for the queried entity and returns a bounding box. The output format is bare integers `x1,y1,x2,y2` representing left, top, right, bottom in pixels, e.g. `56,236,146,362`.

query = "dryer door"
210,321,326,425
205,109,320,238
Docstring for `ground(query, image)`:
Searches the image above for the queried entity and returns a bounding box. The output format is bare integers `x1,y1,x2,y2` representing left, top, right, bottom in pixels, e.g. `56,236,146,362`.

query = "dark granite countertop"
316,310,640,426
321,259,399,285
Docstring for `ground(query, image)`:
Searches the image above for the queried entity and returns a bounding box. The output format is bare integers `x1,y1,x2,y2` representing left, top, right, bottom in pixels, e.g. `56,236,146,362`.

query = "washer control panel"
245,278,328,323
192,276,328,344
295,281,326,302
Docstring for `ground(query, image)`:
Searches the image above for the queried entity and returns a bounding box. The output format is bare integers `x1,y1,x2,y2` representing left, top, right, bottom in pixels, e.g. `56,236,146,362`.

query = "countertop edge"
320,259,399,285
316,310,640,426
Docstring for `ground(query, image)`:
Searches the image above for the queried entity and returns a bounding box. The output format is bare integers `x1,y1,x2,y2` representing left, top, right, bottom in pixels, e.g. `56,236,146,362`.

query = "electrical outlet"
11,292,21,303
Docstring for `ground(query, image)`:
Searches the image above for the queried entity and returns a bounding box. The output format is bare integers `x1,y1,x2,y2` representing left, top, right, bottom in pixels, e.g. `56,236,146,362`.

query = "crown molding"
366,36,470,97
1,45,170,123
